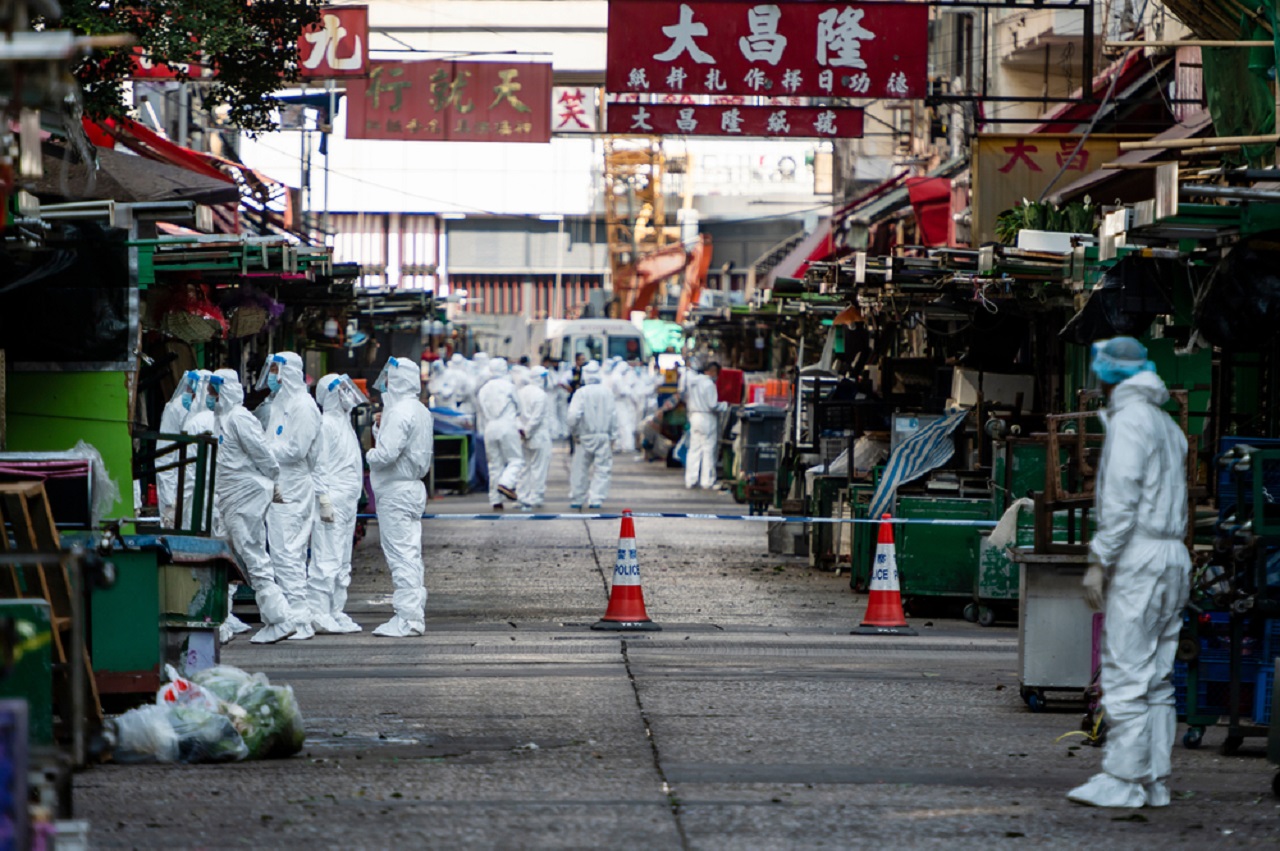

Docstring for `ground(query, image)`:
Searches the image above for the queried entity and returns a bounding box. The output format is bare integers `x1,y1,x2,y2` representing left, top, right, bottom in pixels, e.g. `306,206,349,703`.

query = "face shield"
255,353,288,393
205,374,225,411
169,370,203,412
1090,337,1155,386
326,374,370,409
373,357,402,394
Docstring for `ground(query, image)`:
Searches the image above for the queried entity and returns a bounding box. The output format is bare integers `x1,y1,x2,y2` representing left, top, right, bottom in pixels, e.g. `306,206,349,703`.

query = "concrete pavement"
76,445,1279,848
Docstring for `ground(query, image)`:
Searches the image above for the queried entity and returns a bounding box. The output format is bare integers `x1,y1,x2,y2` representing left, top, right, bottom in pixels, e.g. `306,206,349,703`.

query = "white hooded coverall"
1085,370,1190,804
262,352,323,638
211,370,287,635
612,363,638,454
309,374,365,633
568,363,618,507
156,371,199,527
517,370,552,508
683,370,721,489
476,359,525,505
367,357,433,637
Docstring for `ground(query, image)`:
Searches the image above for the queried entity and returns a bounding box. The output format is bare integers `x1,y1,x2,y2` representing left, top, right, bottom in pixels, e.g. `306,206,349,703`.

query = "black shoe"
491,503,505,511
497,484,518,500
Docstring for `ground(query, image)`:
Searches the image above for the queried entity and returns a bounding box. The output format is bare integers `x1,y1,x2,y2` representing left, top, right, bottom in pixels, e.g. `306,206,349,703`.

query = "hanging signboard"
606,1,927,99
347,60,553,142
552,86,601,133
299,5,369,79
971,133,1134,245
606,102,863,138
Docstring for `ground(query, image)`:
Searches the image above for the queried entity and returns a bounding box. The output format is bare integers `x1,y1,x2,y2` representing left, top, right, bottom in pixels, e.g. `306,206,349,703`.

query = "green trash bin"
894,495,992,615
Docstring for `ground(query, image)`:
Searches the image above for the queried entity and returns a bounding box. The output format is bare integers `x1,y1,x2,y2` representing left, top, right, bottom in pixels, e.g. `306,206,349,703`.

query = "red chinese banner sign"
347,61,553,143
606,102,863,138
606,1,927,99
299,5,369,79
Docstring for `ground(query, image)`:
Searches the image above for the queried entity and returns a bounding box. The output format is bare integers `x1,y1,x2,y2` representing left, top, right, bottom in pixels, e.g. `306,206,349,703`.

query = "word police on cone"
853,514,917,636
592,509,661,632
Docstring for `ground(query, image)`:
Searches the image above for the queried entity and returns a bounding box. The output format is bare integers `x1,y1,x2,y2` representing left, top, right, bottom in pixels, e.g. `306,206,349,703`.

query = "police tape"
353,512,998,527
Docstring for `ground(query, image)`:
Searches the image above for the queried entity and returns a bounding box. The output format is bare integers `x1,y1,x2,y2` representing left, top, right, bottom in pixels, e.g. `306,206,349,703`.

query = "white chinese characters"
655,4,716,64
302,12,363,72
816,7,875,69
739,5,787,65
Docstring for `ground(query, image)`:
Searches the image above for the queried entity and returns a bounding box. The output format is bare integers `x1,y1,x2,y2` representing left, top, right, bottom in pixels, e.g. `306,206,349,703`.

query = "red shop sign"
299,5,369,79
606,1,927,99
607,101,863,137
347,60,553,143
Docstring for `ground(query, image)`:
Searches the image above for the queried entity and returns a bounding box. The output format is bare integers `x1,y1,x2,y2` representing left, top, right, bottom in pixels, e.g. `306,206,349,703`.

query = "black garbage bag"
1194,231,1280,349
1060,254,1177,345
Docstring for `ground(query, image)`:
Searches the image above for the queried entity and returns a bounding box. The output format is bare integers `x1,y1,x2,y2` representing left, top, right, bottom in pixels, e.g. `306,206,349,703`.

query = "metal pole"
554,216,565,319
324,79,335,246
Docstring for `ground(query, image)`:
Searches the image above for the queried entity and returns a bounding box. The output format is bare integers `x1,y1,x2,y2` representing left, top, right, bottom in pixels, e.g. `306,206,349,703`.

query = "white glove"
318,493,335,524
1083,560,1106,611
272,484,286,504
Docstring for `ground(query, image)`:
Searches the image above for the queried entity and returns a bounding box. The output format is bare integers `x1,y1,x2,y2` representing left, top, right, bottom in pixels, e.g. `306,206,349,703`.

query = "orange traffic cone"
592,510,661,632
853,515,917,636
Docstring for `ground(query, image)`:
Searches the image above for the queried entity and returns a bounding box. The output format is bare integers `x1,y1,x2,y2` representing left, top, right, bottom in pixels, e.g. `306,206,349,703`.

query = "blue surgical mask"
267,374,281,393
205,394,218,411
181,392,194,411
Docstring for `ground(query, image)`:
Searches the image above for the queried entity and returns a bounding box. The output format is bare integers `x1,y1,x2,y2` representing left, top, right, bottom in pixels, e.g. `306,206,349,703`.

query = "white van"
543,319,649,363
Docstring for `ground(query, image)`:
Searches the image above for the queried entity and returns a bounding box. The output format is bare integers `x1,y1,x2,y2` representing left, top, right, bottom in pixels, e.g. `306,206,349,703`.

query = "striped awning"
868,410,970,520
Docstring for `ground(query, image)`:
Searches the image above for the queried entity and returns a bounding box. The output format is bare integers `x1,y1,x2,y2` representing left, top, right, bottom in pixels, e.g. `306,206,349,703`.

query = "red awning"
1034,51,1146,134
905,177,952,246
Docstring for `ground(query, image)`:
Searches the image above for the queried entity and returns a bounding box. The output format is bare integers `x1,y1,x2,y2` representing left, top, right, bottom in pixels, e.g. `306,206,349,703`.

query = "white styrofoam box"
1016,229,1094,254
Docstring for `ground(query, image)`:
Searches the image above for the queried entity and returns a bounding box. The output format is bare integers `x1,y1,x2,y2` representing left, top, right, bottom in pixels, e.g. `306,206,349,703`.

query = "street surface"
78,447,1279,848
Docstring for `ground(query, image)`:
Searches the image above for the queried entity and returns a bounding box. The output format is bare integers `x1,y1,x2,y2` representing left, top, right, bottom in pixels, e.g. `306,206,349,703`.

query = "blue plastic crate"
1173,661,1188,716
1264,619,1280,661
1256,668,1274,726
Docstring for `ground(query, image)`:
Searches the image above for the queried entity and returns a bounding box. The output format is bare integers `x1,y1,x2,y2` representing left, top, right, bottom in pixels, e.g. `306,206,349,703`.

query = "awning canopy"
1047,110,1214,204
31,139,241,206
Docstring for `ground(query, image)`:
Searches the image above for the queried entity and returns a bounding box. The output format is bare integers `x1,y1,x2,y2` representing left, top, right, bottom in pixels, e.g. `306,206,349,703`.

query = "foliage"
50,0,323,134
994,197,1099,245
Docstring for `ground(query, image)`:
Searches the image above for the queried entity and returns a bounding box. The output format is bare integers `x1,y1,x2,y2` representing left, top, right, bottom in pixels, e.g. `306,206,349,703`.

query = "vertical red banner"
299,5,369,79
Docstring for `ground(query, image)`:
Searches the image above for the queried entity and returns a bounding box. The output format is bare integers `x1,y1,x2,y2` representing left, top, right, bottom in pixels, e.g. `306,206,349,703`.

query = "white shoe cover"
250,622,297,644
287,622,316,641
1144,782,1171,808
218,622,236,645
372,616,425,637
1067,773,1145,808
312,613,343,634
330,612,363,634
225,612,252,635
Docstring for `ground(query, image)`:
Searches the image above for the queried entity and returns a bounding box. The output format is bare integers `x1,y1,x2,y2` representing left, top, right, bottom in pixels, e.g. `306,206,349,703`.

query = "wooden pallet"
0,481,104,739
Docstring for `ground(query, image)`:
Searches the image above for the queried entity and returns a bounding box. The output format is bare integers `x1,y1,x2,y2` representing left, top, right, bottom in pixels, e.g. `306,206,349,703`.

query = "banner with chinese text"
972,134,1133,245
606,1,927,99
299,5,368,79
606,102,863,138
347,61,553,143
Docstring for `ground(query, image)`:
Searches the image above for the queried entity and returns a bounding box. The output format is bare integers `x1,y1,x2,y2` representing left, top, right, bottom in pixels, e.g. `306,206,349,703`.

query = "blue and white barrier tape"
353,511,998,527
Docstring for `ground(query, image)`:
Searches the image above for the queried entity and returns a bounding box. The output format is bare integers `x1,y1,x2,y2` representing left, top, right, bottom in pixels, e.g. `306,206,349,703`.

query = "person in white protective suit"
567,361,618,509
156,370,202,527
681,359,726,489
308,374,368,634
517,366,553,510
476,357,525,508
551,368,572,440
257,352,324,642
367,356,433,637
446,354,477,417
611,362,639,454
1067,337,1190,809
208,370,292,643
